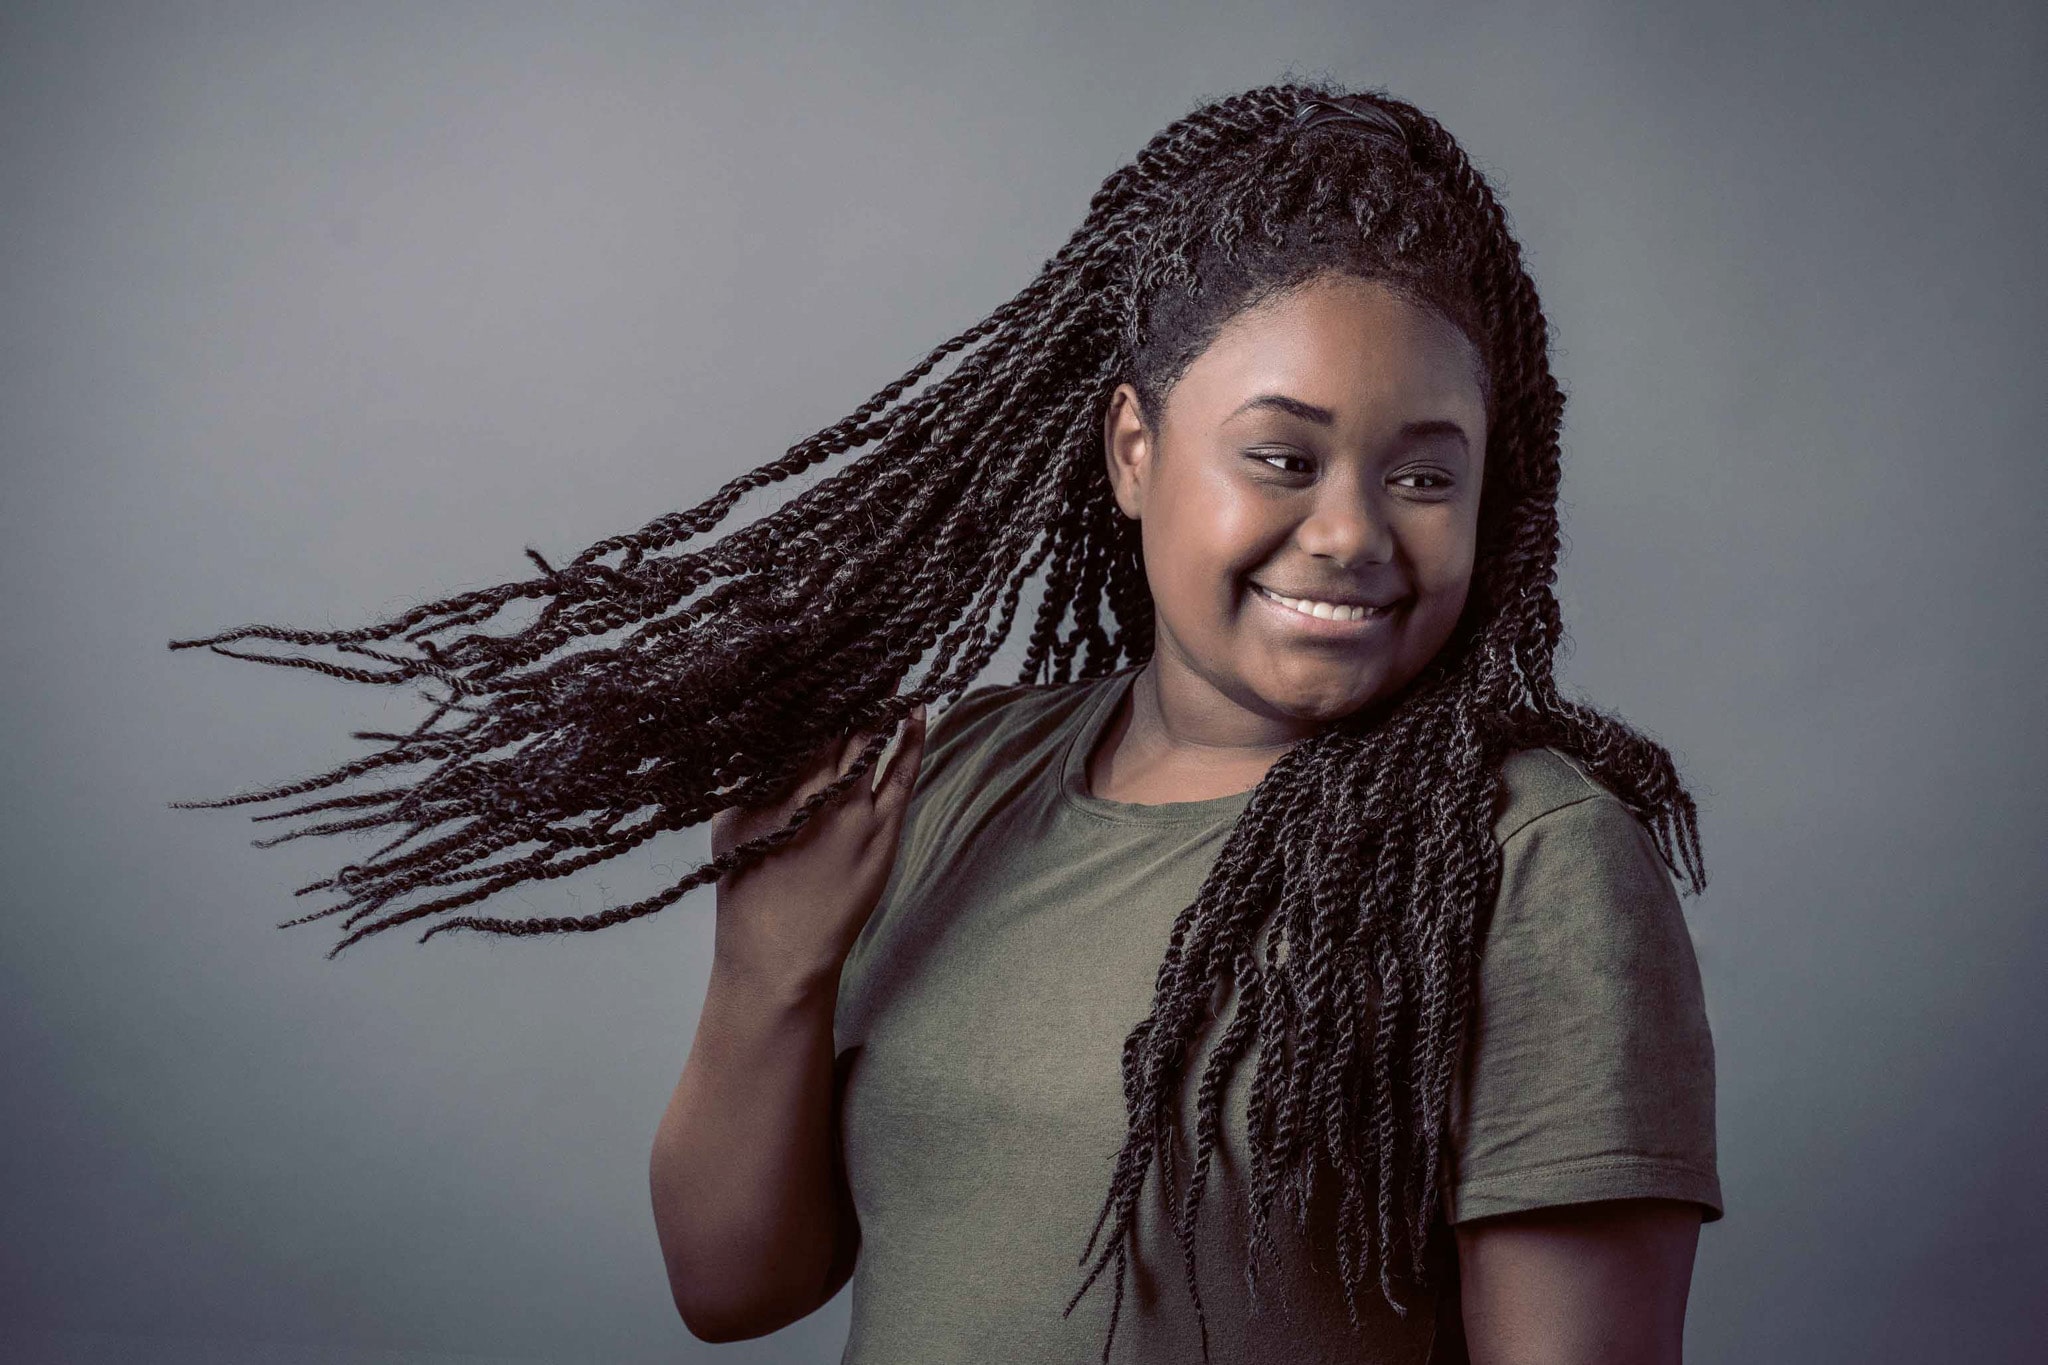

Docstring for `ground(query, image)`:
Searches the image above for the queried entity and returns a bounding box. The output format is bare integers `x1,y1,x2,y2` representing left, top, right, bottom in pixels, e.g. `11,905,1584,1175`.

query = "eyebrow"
1225,392,1470,447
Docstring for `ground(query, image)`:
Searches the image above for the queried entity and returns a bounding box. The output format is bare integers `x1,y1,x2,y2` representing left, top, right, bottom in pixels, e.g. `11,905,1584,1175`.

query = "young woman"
172,80,1719,1364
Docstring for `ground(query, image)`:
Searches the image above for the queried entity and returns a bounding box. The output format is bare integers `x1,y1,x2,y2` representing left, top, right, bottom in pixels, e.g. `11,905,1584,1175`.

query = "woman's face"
1105,272,1489,730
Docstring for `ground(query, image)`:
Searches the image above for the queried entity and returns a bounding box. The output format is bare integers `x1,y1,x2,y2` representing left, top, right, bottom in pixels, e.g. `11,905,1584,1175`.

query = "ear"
1102,382,1153,523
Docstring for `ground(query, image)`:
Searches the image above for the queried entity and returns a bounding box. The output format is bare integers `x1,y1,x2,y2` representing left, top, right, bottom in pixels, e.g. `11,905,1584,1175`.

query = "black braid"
168,78,1706,1362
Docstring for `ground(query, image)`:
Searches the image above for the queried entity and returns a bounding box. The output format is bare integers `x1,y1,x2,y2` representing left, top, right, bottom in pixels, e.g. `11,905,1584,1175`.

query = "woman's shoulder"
1485,744,1692,918
913,672,1106,792
1490,744,1639,848
925,673,1091,745
1482,745,1698,986
925,675,1063,740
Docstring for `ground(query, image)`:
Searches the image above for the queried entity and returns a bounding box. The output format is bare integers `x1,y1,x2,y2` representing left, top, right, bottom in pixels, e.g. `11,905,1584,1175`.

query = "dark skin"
1096,271,1487,802
1100,272,1702,1362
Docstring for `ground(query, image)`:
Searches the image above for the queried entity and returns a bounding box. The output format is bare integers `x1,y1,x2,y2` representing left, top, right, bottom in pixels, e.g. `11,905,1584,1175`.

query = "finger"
867,714,908,795
837,720,884,784
874,702,927,801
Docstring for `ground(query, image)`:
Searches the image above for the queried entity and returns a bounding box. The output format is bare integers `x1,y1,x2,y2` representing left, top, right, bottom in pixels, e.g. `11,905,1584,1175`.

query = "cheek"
1154,470,1270,584
1421,500,1481,581
1419,540,1477,600
1405,513,1480,620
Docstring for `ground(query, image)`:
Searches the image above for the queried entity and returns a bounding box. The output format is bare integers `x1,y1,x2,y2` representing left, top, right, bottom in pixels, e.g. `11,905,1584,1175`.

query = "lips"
1252,582,1408,613
1250,581,1407,632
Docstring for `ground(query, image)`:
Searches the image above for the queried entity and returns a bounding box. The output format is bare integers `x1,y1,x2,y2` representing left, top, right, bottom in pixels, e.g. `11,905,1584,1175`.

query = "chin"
1258,669,1397,720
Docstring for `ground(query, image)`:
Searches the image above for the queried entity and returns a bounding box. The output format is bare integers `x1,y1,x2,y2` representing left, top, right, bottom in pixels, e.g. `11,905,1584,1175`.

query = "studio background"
3,2,2042,1362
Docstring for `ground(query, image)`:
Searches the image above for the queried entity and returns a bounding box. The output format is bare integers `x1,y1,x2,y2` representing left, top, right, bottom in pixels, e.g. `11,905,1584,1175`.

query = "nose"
1295,477,1395,568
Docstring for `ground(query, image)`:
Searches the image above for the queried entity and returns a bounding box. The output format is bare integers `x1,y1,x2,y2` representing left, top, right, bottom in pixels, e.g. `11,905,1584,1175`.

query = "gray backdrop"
4,1,2042,1362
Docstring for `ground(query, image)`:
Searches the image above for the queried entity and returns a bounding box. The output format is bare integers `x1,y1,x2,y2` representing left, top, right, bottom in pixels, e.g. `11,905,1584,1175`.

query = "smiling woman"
170,80,1717,1365
1102,274,1488,749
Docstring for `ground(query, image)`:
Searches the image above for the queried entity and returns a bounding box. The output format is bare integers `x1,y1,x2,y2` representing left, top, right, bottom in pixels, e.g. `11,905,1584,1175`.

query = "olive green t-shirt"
833,666,1720,1364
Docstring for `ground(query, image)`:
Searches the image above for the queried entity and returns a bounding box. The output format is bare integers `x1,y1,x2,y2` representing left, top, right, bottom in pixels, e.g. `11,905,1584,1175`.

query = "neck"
1088,658,1311,803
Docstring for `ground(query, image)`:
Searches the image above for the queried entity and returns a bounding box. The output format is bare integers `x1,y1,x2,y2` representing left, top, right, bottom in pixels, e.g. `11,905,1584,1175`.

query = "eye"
1252,451,1314,476
1393,469,1456,492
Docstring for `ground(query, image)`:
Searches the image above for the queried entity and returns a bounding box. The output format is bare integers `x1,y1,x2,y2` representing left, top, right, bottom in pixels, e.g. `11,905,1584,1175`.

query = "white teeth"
1259,584,1380,622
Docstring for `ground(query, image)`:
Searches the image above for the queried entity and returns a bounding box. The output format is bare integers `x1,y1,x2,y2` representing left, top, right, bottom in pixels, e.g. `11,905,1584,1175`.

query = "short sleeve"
1443,790,1723,1224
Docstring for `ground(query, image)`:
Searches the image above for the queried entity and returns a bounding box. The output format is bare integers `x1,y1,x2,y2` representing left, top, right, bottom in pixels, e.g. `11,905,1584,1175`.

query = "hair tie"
1292,97,1409,147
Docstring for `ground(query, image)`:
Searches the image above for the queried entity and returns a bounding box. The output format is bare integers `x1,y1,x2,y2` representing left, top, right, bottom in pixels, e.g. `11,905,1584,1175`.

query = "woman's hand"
708,702,928,994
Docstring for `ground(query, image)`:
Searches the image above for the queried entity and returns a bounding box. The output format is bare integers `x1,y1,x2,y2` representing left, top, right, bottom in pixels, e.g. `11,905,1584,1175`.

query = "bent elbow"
671,1286,762,1344
670,1276,818,1344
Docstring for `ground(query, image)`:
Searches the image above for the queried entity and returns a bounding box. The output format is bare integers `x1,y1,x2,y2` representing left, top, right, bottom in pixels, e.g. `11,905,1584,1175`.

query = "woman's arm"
1456,1197,1703,1365
649,962,861,1342
647,706,926,1343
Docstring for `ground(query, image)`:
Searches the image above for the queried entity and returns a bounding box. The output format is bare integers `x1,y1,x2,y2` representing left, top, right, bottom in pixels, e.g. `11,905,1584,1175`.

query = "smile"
1251,581,1401,633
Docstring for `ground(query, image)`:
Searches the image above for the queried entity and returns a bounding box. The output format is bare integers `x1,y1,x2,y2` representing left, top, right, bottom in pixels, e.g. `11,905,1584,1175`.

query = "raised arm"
648,706,926,1342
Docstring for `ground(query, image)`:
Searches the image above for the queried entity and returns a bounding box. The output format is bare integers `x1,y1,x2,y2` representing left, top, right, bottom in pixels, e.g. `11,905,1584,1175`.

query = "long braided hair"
169,79,1705,1363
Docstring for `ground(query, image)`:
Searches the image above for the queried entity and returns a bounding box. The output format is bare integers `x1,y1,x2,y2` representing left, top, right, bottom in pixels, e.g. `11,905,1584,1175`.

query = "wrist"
708,944,845,1012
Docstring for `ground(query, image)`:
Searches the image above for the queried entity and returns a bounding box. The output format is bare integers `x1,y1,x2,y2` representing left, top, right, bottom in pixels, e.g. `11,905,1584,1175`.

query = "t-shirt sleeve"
1443,790,1723,1224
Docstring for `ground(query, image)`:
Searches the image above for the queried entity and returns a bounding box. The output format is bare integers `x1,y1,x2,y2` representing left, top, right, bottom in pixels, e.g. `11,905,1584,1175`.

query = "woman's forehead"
1168,277,1488,435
